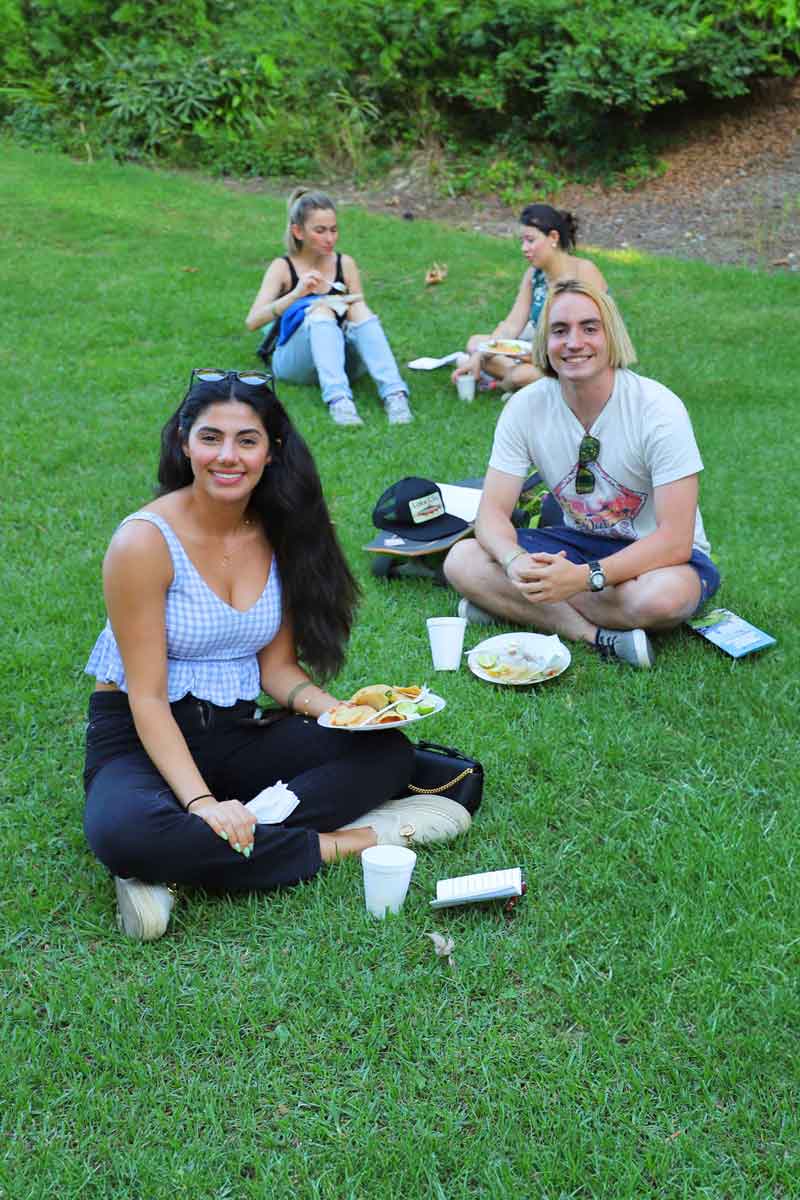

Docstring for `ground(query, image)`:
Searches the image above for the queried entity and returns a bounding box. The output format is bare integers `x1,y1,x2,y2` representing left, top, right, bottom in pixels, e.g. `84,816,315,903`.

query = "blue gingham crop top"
85,511,283,706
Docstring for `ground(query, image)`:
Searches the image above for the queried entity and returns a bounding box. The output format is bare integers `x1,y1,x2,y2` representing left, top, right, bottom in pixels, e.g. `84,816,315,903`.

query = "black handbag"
405,741,484,814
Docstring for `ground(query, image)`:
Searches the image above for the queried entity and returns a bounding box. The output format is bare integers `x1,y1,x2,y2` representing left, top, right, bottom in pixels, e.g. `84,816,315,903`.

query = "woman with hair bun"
83,370,467,941
452,203,607,395
246,187,412,427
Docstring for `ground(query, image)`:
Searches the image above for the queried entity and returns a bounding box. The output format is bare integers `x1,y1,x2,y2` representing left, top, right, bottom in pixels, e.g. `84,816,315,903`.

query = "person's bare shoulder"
104,515,172,582
266,255,293,288
574,257,607,291
341,253,363,294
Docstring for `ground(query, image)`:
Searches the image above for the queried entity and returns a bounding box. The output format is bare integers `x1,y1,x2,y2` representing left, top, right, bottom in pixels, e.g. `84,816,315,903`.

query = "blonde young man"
444,280,720,668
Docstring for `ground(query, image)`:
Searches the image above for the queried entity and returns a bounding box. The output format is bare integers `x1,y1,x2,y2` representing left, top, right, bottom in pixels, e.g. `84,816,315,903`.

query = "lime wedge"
394,701,419,718
416,702,436,715
476,652,496,669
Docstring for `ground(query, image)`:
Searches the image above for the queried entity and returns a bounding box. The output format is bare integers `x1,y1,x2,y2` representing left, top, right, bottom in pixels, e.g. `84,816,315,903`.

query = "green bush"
1,0,798,178
54,39,274,154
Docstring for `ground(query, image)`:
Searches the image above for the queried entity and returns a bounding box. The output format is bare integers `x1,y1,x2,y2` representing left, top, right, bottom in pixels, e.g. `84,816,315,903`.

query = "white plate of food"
477,338,532,358
467,633,570,686
318,684,446,732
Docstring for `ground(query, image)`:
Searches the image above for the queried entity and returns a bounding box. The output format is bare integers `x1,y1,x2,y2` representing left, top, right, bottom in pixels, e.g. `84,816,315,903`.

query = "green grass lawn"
1,144,797,1199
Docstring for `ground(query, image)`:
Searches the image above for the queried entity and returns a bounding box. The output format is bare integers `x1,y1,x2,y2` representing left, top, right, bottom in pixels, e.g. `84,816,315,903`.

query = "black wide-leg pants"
83,691,415,892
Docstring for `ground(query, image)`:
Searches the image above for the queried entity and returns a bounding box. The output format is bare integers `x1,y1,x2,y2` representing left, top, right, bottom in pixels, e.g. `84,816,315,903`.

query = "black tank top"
283,252,344,293
256,253,345,364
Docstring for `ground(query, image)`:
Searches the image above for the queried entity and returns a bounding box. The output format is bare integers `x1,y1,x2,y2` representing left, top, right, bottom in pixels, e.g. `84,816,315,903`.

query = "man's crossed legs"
444,527,720,669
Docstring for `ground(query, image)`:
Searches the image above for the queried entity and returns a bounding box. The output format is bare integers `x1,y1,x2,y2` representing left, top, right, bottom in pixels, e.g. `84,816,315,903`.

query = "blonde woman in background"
246,188,413,427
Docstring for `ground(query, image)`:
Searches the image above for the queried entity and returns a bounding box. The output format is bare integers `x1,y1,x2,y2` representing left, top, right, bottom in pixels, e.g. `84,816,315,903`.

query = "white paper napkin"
538,635,565,670
245,781,300,824
309,293,362,318
407,352,462,370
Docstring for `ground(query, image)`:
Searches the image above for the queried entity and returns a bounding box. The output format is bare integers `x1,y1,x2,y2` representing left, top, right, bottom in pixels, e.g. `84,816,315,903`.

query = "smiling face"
183,400,271,501
520,223,559,268
292,207,338,256
546,292,611,384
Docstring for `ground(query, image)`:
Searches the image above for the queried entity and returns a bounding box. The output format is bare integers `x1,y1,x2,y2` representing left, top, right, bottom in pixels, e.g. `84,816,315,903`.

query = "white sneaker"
341,795,471,846
384,391,413,425
115,876,174,941
329,396,364,426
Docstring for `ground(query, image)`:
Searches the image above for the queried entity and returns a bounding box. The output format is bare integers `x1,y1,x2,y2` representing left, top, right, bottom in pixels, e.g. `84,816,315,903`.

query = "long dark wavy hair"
157,374,360,681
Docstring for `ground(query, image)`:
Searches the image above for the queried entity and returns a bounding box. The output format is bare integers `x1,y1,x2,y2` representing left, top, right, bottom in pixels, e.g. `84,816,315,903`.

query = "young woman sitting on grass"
451,203,607,395
245,188,413,427
83,370,468,941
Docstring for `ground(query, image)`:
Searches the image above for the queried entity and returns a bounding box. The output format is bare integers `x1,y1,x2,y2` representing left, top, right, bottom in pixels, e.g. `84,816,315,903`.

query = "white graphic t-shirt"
489,369,710,555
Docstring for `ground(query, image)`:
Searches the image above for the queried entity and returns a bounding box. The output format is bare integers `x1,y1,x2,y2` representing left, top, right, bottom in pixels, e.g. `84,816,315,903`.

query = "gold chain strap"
408,766,474,795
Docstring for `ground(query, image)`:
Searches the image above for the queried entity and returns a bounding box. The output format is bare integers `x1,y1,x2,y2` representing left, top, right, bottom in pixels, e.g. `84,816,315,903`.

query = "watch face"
590,569,605,591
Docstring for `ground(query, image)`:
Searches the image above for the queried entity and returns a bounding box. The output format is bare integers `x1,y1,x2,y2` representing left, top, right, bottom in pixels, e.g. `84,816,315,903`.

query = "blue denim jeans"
273,313,408,408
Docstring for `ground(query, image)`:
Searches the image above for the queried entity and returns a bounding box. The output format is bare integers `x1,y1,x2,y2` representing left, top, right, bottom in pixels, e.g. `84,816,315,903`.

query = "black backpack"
256,321,280,366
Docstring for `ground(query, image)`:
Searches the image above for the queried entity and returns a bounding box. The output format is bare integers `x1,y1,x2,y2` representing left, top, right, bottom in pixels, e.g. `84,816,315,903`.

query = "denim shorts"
516,525,720,614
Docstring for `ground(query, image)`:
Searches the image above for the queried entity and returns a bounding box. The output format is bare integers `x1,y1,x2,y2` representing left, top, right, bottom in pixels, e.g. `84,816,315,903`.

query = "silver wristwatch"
587,560,606,592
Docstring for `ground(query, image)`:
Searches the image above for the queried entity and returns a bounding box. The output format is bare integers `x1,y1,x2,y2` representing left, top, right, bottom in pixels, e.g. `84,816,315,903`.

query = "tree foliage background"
2,0,798,180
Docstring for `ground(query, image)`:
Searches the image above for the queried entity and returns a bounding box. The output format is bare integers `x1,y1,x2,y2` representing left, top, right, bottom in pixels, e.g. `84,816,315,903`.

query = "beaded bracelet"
286,680,315,712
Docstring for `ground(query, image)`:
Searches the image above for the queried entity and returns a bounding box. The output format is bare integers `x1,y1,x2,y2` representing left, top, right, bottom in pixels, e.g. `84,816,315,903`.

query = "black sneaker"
457,597,494,626
595,627,655,669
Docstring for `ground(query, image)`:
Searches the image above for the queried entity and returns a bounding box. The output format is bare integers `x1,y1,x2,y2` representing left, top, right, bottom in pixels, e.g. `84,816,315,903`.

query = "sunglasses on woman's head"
575,435,600,495
190,368,273,388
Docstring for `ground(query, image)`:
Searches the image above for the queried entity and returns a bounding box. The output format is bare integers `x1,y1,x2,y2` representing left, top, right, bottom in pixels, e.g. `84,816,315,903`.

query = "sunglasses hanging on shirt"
575,435,600,495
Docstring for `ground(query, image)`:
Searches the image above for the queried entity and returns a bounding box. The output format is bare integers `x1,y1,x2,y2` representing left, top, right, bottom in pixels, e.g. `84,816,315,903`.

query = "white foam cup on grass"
361,845,417,918
456,374,476,402
427,616,467,670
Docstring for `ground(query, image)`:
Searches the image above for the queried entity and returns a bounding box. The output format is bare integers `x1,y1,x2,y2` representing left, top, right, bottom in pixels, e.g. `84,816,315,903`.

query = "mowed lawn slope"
1,145,796,1199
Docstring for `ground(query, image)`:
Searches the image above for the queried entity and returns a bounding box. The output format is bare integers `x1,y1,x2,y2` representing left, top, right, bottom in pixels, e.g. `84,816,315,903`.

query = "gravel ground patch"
231,77,799,272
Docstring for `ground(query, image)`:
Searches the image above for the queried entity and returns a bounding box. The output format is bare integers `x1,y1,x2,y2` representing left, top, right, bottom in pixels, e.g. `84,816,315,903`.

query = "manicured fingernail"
243,845,252,858
219,830,228,840
233,842,242,852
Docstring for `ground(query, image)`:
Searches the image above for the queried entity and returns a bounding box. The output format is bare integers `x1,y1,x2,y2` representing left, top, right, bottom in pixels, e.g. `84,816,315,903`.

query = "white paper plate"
467,634,570,686
318,693,446,732
477,339,532,357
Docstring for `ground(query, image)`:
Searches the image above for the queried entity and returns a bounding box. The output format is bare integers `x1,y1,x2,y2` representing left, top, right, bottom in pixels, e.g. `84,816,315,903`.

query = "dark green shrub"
45,38,277,159
2,0,798,178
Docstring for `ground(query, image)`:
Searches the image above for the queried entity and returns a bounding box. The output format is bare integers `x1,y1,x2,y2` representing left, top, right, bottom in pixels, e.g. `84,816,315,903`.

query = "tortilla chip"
330,703,378,727
350,684,395,709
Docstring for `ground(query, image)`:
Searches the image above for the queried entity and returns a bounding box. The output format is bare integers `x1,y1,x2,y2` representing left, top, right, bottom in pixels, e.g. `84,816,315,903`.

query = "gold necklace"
220,516,253,567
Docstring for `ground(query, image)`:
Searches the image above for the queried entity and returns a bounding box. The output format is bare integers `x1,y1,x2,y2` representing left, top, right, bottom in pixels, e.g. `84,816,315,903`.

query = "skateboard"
364,475,561,585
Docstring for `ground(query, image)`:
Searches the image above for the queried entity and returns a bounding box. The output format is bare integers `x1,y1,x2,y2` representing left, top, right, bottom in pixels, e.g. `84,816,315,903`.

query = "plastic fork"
364,686,431,726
